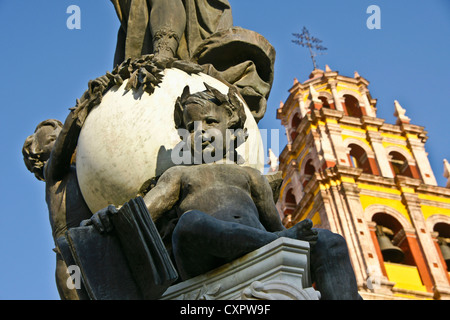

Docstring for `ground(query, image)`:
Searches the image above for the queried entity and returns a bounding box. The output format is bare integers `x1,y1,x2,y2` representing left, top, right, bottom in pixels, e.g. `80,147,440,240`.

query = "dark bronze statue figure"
111,0,233,64
22,114,118,300
110,0,275,122
23,116,91,299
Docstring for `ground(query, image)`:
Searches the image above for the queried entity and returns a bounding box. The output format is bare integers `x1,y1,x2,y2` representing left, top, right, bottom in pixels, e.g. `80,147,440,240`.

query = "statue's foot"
276,219,318,244
152,54,176,69
171,60,204,74
151,53,203,75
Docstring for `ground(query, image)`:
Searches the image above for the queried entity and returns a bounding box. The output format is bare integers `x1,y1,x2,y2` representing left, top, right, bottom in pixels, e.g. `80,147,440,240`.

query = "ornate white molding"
242,280,320,300
160,237,319,300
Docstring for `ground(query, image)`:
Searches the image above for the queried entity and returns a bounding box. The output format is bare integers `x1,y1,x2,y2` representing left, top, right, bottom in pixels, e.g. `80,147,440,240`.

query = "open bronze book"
57,197,178,300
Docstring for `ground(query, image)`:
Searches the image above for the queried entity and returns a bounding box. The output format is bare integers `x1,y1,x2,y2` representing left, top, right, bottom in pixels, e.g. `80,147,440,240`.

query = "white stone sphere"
76,68,265,213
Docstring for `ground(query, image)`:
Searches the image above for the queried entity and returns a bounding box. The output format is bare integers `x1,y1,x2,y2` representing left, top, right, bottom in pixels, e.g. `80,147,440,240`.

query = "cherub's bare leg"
172,210,278,280
310,229,362,300
150,0,186,59
172,211,361,299
55,252,84,300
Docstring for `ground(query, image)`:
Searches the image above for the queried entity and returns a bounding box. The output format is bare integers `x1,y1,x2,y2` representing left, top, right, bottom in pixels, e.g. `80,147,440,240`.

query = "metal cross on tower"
292,27,327,70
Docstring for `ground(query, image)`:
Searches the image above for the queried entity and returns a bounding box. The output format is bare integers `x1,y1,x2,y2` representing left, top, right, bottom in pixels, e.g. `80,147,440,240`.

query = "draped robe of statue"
110,0,275,122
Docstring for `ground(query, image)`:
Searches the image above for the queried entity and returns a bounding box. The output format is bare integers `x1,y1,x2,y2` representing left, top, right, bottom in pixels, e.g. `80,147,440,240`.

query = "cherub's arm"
46,110,81,182
143,167,182,222
83,167,182,233
245,167,286,233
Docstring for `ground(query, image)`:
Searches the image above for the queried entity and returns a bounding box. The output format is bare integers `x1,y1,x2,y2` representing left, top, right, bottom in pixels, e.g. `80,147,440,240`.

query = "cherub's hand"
276,219,318,244
80,205,118,234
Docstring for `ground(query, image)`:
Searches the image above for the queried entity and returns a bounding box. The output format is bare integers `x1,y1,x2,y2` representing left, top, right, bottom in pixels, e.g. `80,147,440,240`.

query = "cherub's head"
22,119,62,181
174,83,248,163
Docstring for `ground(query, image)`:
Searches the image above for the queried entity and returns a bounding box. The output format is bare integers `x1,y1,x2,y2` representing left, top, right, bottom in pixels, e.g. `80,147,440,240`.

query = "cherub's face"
24,124,61,181
32,125,60,160
183,102,230,162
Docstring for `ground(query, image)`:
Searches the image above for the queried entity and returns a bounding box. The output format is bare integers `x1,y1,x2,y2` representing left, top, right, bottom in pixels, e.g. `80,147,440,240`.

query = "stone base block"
160,237,321,300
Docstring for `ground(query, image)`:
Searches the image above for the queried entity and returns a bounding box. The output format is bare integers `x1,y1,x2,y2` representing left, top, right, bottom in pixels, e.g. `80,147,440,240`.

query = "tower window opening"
290,114,301,141
283,188,297,219
348,144,373,174
434,222,450,271
343,94,363,118
303,159,315,187
372,213,415,266
389,151,415,178
285,188,297,206
319,96,332,109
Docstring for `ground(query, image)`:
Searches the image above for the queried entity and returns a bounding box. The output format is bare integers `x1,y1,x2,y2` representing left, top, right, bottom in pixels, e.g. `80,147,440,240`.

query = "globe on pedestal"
76,68,265,213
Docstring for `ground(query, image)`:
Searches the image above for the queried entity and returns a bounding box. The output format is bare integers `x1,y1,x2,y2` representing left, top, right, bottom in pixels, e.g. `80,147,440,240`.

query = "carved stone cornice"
394,175,421,190
358,173,395,187
339,115,363,127
319,108,344,121
366,130,383,143
417,184,450,197
400,123,426,136
334,165,363,179
361,116,385,128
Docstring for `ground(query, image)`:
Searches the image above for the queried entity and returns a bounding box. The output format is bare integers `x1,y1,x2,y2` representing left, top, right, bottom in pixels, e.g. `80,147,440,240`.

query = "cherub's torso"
45,164,92,240
175,164,266,230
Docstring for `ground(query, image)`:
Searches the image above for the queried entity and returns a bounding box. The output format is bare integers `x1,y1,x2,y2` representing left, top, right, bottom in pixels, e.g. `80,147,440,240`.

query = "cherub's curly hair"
22,119,62,181
174,83,247,131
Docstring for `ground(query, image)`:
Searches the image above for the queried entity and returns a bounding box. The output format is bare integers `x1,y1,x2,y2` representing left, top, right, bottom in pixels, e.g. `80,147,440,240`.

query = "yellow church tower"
275,66,450,299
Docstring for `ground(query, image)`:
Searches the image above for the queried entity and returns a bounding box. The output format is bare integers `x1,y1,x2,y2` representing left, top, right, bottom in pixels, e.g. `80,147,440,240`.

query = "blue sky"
1,0,449,299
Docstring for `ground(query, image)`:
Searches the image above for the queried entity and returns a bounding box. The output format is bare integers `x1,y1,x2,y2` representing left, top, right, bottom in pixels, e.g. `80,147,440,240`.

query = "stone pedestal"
160,237,320,300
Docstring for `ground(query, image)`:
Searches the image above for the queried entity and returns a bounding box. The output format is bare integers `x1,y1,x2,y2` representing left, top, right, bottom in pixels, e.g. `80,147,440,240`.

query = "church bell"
376,226,405,263
438,238,450,269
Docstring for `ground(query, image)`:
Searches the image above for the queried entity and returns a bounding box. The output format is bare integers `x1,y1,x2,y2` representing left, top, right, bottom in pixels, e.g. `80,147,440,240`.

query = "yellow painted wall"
359,193,411,223
294,185,320,223
336,85,361,96
420,204,450,221
382,143,413,157
340,125,366,134
342,134,372,148
384,262,428,294
381,132,407,141
311,211,322,227
279,177,292,202
283,128,310,166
